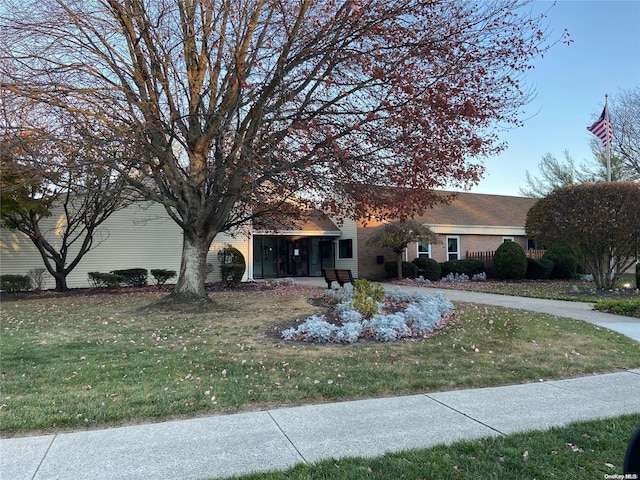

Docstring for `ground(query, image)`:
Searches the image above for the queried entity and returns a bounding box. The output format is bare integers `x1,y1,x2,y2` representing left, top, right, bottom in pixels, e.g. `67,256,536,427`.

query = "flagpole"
605,93,611,182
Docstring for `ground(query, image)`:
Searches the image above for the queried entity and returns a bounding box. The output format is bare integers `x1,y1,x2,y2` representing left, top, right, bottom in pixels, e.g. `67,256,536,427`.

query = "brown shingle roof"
416,192,537,227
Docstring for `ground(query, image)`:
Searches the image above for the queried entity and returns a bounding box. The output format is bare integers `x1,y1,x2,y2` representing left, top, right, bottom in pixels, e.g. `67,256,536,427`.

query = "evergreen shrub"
543,244,580,279
218,245,246,286
0,274,32,292
440,259,485,277
150,269,176,287
494,241,527,280
412,257,441,280
88,272,123,288
384,261,418,279
525,257,555,280
110,268,148,286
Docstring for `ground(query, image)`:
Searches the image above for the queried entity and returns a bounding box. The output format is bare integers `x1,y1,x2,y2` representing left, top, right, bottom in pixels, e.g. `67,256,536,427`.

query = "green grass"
2,286,639,436
224,414,640,480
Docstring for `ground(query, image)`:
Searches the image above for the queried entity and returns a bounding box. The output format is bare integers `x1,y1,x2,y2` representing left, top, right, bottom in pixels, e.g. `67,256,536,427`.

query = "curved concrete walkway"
393,284,640,342
2,281,639,480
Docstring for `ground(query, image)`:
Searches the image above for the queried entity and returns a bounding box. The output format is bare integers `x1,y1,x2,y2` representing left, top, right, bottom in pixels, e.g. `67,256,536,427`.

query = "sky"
466,0,640,197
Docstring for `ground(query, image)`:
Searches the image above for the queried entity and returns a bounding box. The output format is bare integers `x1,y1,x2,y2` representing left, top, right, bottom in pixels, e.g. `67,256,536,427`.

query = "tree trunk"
174,231,213,299
396,252,403,280
52,270,68,292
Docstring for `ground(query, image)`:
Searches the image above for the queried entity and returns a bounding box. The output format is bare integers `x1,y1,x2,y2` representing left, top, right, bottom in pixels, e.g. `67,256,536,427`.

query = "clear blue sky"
468,0,640,197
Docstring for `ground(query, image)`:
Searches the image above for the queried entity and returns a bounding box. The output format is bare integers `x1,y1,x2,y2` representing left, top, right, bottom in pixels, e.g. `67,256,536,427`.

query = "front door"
253,236,335,278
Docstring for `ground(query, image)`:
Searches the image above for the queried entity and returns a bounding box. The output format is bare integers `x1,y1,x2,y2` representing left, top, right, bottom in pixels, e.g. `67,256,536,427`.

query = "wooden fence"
465,249,546,278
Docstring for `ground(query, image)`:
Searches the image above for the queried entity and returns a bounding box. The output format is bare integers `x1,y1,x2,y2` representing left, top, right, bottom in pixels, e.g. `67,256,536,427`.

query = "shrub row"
384,258,484,281
381,241,586,281
594,298,640,317
384,242,592,284
88,269,176,288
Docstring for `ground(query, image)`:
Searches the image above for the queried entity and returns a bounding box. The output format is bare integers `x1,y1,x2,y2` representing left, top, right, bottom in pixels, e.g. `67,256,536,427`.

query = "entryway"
252,236,336,278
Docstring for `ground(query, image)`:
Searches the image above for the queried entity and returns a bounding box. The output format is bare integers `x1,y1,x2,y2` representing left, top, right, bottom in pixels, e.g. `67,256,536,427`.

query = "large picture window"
446,236,460,261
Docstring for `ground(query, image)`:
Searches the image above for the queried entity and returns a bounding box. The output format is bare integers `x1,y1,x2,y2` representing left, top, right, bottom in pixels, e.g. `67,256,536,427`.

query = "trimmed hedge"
110,268,148,287
412,257,441,281
384,261,418,279
594,298,640,318
150,269,176,287
440,259,485,278
0,274,32,292
525,257,555,280
88,272,123,288
494,241,527,280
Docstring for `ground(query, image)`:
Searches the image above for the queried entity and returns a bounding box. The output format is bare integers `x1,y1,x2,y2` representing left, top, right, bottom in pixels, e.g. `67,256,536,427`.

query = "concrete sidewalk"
3,370,640,480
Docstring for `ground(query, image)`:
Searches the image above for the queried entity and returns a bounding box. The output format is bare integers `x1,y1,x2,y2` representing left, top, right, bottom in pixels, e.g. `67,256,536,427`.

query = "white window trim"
502,236,515,243
417,241,432,259
446,235,461,261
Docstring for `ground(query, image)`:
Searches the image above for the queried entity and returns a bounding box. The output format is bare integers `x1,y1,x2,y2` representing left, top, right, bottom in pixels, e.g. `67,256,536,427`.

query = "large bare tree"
0,0,564,299
610,86,640,178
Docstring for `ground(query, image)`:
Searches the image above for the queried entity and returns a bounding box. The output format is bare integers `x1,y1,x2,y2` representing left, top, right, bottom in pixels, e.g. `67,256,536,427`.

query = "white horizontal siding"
334,217,358,277
0,202,251,288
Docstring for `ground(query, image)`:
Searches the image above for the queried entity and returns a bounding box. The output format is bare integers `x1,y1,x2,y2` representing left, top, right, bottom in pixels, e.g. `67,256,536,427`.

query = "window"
446,236,460,261
338,239,353,259
417,241,431,258
502,237,514,243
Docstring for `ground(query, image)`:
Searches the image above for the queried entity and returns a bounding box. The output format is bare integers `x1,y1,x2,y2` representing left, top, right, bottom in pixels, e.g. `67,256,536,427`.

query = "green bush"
110,268,148,287
354,278,385,302
440,259,485,278
150,269,176,287
0,274,32,292
412,257,441,281
594,298,640,318
218,245,246,286
543,244,580,279
350,279,385,319
384,261,418,279
494,241,527,280
525,257,555,280
88,272,123,288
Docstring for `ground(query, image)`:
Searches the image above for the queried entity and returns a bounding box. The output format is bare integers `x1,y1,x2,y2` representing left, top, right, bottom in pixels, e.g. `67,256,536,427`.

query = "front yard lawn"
1,283,639,436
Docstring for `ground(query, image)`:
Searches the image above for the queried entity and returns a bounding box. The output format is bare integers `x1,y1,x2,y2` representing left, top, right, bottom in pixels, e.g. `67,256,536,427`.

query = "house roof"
415,192,537,227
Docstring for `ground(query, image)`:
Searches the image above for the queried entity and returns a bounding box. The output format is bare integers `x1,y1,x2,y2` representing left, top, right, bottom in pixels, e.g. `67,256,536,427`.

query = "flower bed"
282,283,454,343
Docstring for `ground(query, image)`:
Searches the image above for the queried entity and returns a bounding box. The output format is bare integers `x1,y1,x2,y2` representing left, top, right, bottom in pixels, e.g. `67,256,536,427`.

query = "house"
356,192,538,279
0,192,537,288
0,201,359,288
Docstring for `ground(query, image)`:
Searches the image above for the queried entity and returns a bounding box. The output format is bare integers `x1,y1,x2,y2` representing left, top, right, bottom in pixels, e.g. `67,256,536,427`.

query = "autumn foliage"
525,182,640,289
1,0,564,297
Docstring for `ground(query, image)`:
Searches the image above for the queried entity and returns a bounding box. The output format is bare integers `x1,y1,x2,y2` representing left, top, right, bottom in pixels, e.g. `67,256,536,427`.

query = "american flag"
587,105,613,147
